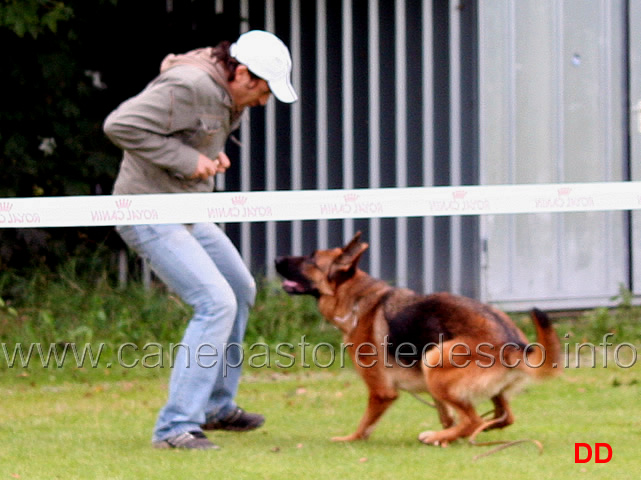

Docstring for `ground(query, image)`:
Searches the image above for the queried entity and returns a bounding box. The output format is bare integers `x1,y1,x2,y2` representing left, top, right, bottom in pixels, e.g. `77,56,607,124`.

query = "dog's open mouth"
281,279,307,294
275,256,320,297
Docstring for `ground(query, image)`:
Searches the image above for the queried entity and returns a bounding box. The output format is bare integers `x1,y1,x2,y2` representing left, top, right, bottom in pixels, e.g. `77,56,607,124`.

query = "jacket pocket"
189,113,223,149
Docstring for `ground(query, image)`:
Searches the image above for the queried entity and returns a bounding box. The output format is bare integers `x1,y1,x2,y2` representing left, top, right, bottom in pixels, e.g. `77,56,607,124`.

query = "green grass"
1,264,641,478
1,365,640,479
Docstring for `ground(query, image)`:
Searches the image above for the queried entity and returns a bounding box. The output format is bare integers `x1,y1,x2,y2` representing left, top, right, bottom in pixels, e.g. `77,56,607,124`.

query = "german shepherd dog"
275,233,560,446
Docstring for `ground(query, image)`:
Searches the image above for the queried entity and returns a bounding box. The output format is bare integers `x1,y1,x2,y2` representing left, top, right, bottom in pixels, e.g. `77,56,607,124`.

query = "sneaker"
202,407,265,432
152,431,220,450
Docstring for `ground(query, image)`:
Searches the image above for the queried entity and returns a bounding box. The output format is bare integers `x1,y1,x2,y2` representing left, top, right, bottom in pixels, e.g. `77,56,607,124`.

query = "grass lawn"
1,275,640,478
1,361,639,480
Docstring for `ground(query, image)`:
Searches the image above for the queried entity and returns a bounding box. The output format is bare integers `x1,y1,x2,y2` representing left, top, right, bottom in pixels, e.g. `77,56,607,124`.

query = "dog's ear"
329,232,369,282
341,232,368,262
344,231,362,249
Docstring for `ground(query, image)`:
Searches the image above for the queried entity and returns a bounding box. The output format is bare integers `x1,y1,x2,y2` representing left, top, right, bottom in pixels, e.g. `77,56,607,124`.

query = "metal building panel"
631,0,641,296
479,0,630,310
217,0,635,310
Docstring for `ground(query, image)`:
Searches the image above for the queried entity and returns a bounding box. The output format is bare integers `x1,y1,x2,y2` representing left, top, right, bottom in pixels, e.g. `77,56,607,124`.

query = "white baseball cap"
230,30,298,103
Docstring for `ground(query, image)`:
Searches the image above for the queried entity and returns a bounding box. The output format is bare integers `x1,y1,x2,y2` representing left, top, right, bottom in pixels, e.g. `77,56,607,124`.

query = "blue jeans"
116,223,256,442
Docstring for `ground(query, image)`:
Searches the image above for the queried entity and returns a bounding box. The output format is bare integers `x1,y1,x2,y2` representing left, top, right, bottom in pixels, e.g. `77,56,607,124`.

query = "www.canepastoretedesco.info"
1,334,638,372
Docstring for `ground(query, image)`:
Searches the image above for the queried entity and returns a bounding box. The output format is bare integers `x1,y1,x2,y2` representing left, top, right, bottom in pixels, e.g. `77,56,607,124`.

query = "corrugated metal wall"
221,0,479,298
478,0,633,310
630,0,641,302
216,0,637,310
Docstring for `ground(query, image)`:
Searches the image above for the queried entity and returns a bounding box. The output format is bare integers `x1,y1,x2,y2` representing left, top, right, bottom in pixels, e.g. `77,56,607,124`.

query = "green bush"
246,279,339,346
0,260,340,361
2,260,639,379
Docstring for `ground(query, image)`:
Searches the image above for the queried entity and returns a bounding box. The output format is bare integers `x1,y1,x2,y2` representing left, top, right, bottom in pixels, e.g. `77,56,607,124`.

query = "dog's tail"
523,308,561,378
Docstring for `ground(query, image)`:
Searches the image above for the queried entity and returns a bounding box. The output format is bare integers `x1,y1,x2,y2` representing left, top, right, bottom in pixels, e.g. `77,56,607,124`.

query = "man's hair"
211,40,261,82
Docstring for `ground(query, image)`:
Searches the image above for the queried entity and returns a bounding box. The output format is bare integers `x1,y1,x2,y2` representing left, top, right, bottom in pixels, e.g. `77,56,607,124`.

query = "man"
104,30,297,450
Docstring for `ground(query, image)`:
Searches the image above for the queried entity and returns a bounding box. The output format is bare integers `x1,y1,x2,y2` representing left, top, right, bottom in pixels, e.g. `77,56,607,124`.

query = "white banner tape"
0,181,640,228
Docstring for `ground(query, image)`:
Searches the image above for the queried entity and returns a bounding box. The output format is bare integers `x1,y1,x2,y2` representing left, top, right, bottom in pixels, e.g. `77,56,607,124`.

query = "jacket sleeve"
103,75,201,179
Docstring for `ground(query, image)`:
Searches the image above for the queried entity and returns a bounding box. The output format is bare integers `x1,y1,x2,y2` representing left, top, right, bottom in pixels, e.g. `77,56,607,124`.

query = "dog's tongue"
282,280,302,292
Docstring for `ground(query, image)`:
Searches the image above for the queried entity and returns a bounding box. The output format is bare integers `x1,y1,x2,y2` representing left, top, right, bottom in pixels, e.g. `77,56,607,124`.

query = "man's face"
229,65,272,108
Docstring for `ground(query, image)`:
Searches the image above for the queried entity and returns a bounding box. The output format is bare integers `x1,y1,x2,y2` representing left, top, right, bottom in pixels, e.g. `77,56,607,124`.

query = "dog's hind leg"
483,393,514,430
418,344,485,446
332,390,398,442
418,400,484,447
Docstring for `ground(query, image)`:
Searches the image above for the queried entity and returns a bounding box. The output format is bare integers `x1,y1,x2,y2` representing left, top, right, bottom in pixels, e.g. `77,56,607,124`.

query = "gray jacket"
104,55,244,195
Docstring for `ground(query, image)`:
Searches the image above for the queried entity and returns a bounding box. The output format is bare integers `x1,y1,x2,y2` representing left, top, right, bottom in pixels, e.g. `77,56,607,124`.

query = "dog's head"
275,232,369,297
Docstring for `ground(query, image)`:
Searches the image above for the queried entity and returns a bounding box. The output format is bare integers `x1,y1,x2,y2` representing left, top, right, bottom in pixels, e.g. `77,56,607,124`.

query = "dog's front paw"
418,431,449,448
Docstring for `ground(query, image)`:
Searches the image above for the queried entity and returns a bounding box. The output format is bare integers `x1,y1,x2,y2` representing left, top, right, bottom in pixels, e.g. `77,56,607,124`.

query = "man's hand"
190,152,231,180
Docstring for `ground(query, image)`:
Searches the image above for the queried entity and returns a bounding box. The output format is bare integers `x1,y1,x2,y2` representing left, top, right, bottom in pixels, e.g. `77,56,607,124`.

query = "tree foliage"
0,0,74,38
0,0,240,271
0,0,123,200
0,0,124,269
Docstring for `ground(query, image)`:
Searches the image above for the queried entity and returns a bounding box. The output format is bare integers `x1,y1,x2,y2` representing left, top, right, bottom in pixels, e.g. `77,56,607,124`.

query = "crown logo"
344,194,359,203
231,196,247,206
452,190,467,200
115,199,132,209
557,187,572,197
0,202,13,212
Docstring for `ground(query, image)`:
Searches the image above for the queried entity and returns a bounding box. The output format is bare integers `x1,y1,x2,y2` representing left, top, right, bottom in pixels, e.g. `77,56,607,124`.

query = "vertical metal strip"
422,0,434,293
625,0,641,294
291,0,303,254
395,0,408,288
506,0,516,296
507,1,516,184
600,0,614,281
449,0,462,294
265,0,277,277
554,0,565,291
477,0,493,300
601,0,613,182
477,0,486,299
554,1,565,182
316,0,329,249
239,0,251,267
369,0,381,278
342,0,355,241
